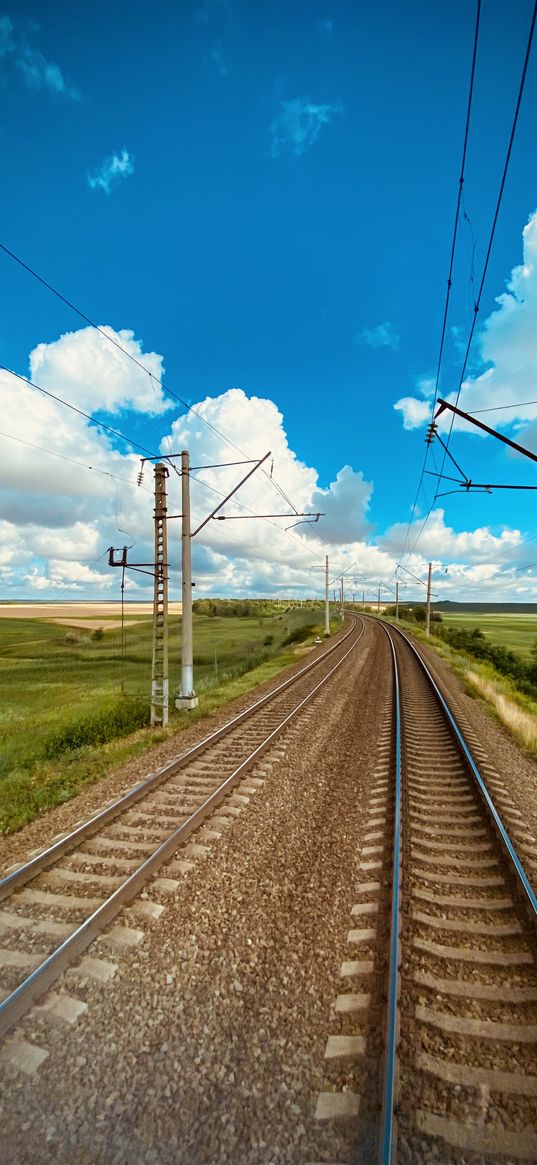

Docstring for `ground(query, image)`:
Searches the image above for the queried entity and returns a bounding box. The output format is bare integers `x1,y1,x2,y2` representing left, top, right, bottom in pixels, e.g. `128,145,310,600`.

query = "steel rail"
0,618,358,904
371,614,537,1164
377,627,402,1165
389,621,537,921
0,619,364,1041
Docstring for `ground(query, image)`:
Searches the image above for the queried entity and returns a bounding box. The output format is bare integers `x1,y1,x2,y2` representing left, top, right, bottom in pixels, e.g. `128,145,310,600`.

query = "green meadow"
440,613,537,659
0,604,330,833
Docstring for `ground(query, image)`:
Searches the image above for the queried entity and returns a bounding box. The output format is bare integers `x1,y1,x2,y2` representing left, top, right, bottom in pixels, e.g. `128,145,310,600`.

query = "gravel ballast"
1,621,391,1165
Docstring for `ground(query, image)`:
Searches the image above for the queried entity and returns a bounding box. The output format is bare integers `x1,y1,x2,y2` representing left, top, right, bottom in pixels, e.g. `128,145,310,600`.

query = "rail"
0,616,364,1040
375,615,537,1162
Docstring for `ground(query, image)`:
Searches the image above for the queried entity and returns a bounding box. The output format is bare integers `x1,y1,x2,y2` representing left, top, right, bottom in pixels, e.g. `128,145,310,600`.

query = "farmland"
0,602,330,832
440,612,537,659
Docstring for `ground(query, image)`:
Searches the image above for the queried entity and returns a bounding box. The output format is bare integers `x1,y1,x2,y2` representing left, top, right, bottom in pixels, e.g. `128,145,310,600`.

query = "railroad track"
0,617,364,1050
315,618,537,1164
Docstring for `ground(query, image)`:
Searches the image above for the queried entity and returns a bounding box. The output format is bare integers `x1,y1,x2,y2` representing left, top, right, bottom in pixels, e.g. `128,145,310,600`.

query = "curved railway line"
320,618,537,1164
0,617,364,1043
2,611,537,1164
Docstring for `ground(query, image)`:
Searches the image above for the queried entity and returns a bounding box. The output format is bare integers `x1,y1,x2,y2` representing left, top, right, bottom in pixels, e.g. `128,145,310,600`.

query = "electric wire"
0,364,159,460
0,243,303,518
435,0,537,493
399,0,482,564
0,429,153,494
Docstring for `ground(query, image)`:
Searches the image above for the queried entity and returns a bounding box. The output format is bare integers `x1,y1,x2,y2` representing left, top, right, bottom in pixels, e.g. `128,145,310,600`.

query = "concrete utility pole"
176,450,198,710
362,591,365,610
425,561,432,638
340,577,344,618
151,464,169,726
395,580,399,622
324,555,330,637
377,584,381,614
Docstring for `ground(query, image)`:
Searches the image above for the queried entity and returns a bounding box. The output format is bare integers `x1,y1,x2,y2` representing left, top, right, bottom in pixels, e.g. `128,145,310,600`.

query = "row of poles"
115,457,435,729
121,450,325,728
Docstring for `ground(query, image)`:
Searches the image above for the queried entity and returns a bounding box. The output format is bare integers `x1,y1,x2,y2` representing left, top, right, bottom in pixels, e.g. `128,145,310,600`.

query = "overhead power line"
0,364,159,460
399,0,482,564
0,241,302,518
435,0,537,492
0,428,153,493
403,0,537,566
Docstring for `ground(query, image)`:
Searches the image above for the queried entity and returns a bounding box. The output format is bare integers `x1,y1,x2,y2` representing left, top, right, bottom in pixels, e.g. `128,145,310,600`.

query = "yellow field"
0,602,182,624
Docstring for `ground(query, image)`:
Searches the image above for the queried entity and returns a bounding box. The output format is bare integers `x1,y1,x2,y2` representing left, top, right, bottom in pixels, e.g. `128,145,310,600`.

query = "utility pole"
425,562,432,638
377,584,381,614
151,464,169,726
340,577,344,618
362,590,365,610
395,580,399,622
176,450,198,710
324,555,330,637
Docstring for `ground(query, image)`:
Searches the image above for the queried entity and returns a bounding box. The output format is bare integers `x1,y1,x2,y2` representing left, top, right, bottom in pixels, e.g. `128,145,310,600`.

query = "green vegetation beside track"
382,607,537,760
0,602,338,834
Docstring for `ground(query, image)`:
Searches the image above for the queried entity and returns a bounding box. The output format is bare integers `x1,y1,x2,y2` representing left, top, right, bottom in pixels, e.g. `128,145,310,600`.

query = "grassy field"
0,604,332,833
440,613,537,659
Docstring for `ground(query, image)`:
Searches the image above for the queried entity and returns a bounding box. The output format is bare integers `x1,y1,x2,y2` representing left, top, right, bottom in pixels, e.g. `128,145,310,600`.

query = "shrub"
43,698,150,759
91,628,104,641
282,623,315,647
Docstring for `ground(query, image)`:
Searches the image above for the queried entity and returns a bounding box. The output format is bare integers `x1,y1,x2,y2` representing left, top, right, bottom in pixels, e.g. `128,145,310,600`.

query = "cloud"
305,466,372,544
270,96,342,158
1,326,534,602
355,321,400,350
29,325,171,415
16,45,81,100
380,507,524,564
211,39,229,75
87,149,135,195
395,208,537,432
0,16,80,99
0,14,14,58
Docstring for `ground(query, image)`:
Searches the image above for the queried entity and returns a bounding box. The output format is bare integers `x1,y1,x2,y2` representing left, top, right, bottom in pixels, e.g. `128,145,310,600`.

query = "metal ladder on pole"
151,464,169,727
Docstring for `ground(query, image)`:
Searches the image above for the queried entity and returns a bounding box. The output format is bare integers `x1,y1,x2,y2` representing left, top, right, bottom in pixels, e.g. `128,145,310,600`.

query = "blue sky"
2,0,537,601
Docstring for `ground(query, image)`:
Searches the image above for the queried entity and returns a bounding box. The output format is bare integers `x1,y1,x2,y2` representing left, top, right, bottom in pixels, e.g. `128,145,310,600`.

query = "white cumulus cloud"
1,326,534,603
29,325,171,416
395,208,537,433
87,149,135,194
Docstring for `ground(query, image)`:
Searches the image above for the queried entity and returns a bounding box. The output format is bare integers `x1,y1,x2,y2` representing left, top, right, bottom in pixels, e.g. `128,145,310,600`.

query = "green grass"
441,613,537,659
0,606,334,833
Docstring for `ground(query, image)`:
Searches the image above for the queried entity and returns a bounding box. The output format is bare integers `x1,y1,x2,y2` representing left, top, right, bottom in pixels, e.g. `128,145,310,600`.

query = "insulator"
137,470,144,486
425,422,437,445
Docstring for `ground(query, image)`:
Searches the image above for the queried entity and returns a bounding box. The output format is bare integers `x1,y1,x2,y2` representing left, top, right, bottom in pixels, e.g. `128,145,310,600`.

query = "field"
0,603,330,833
440,613,537,659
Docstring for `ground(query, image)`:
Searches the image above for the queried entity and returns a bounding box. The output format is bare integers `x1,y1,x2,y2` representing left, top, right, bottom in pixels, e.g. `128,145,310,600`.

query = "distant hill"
408,601,537,614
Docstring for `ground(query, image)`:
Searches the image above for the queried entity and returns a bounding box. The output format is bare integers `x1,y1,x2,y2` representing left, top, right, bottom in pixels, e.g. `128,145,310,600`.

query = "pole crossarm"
436,398,537,466
191,451,272,537
213,511,323,521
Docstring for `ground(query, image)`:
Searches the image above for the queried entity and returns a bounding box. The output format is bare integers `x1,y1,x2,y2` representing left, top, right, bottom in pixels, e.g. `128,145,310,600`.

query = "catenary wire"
399,0,482,564
0,243,302,517
435,0,537,493
0,429,153,494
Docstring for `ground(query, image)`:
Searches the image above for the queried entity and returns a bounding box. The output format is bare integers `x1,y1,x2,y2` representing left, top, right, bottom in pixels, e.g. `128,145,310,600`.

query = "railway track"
0,616,364,1048
316,617,537,1163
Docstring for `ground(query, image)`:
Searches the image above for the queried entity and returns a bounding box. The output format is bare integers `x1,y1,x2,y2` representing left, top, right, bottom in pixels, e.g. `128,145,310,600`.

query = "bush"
43,698,150,759
282,623,315,647
91,628,104,641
